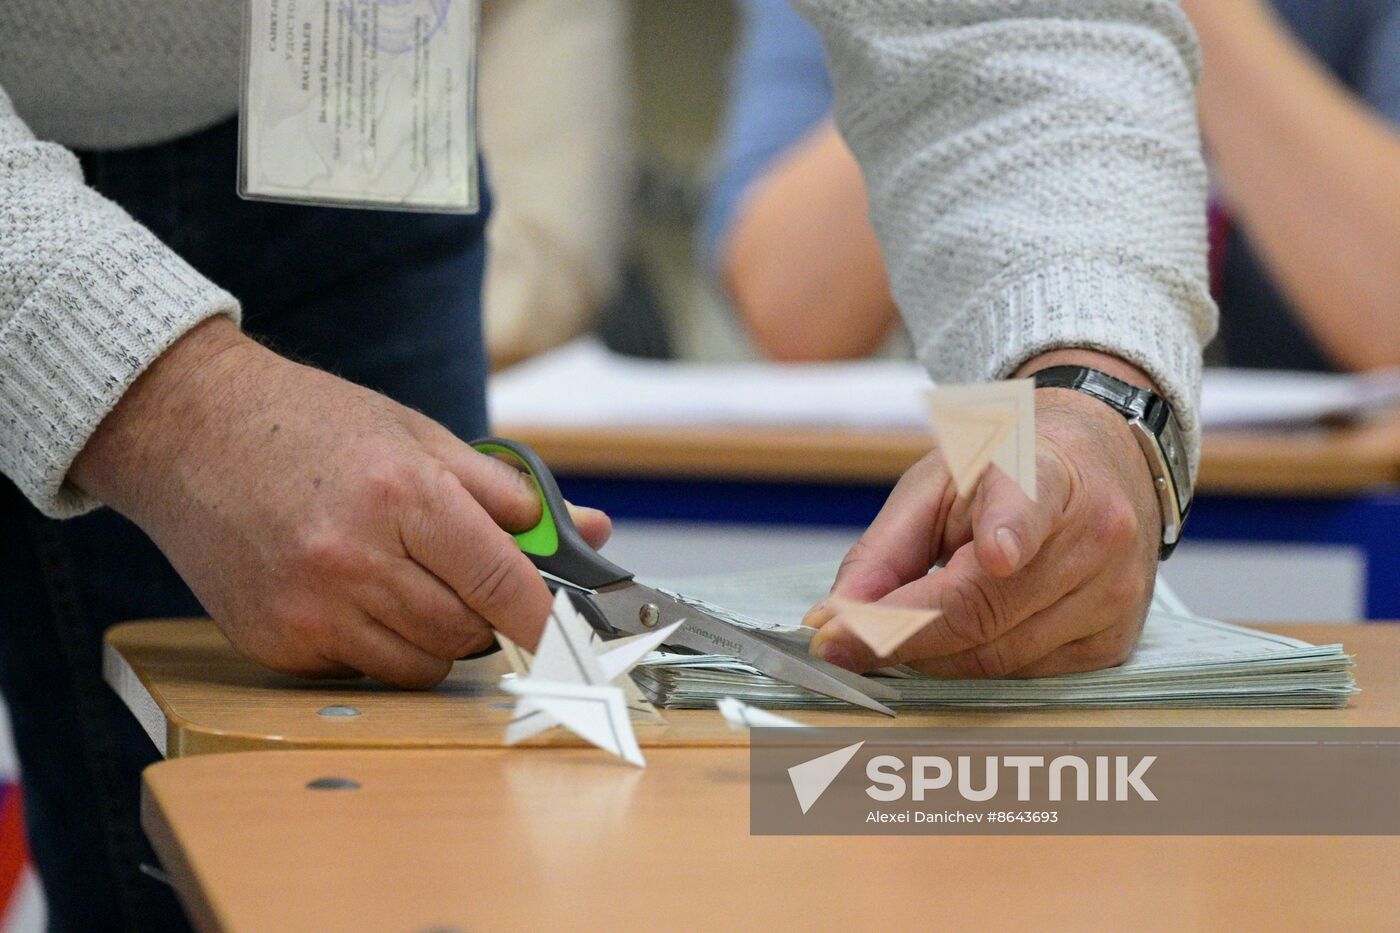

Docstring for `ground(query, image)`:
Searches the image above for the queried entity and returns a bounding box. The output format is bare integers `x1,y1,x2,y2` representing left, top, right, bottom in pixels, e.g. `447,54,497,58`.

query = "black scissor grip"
470,436,634,590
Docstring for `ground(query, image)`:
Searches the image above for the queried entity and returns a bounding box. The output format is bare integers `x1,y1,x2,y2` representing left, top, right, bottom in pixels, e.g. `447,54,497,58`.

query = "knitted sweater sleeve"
790,0,1218,471
0,85,240,517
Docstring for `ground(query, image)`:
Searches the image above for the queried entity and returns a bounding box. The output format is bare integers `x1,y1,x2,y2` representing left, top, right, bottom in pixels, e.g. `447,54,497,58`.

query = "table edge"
106,620,1386,758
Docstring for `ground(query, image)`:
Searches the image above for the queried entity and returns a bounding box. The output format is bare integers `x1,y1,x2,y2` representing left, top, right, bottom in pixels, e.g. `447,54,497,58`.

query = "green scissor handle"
470,437,633,590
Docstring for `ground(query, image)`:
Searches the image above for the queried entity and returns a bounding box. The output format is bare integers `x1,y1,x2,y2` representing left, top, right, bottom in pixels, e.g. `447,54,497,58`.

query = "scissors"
471,437,897,716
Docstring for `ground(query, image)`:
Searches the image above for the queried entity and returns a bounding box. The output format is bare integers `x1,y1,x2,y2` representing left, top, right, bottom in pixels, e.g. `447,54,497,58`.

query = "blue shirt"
704,0,1400,370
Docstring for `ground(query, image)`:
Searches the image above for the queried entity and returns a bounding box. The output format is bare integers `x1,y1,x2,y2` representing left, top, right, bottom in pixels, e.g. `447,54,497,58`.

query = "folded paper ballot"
630,564,1357,711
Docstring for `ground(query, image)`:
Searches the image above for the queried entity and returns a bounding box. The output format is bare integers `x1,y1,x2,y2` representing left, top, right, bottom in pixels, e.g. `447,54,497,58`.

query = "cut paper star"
717,697,805,730
592,631,669,725
497,589,683,765
500,679,645,767
826,596,941,659
923,379,1036,500
498,599,674,730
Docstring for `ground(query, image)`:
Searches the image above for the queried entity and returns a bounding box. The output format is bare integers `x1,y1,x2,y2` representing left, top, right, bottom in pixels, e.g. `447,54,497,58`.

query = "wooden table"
108,619,1397,757
500,409,1400,495
143,746,1400,932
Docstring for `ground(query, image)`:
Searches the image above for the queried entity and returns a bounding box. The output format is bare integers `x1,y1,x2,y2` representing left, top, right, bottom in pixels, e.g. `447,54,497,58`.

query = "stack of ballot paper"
628,564,1357,710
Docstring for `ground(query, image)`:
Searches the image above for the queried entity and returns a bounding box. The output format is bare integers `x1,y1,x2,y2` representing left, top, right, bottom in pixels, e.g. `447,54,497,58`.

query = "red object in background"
1208,202,1231,301
0,784,29,920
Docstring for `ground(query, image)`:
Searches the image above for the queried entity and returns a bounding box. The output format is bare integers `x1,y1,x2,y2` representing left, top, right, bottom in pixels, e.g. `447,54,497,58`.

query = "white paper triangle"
826,597,941,658
924,380,1035,500
717,697,805,730
596,621,684,682
529,589,609,685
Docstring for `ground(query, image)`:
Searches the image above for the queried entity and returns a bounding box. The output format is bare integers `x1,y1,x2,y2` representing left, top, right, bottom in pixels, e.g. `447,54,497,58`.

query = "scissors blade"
588,581,897,716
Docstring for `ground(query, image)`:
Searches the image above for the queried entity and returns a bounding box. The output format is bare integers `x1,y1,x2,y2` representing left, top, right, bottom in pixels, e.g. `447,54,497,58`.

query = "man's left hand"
804,351,1166,678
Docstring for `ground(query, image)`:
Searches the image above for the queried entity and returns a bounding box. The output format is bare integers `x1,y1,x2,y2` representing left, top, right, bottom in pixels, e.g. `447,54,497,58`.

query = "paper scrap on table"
826,597,941,659
717,697,805,730
924,380,1035,500
497,590,681,764
502,680,645,767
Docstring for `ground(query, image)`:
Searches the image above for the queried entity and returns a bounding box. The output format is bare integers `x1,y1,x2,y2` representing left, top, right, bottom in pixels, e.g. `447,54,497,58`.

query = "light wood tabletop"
143,746,1400,933
107,619,1398,757
498,407,1400,495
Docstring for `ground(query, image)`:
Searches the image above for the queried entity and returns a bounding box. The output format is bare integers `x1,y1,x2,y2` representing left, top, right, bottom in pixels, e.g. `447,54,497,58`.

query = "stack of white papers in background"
1198,367,1400,429
489,338,1400,433
490,338,931,429
630,564,1357,711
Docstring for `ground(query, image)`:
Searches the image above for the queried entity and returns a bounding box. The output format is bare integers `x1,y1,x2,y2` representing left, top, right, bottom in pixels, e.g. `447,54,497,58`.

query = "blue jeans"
0,118,490,932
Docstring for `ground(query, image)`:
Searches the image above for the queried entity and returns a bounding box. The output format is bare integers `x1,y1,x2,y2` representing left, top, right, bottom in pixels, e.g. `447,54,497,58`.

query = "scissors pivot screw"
639,604,661,628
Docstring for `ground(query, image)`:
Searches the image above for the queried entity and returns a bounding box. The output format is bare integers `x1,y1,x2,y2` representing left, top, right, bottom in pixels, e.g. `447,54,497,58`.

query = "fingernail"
801,599,836,629
818,640,858,672
996,526,1022,569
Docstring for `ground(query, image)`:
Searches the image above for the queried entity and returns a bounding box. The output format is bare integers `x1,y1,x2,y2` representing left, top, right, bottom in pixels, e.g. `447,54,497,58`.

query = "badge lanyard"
240,0,480,213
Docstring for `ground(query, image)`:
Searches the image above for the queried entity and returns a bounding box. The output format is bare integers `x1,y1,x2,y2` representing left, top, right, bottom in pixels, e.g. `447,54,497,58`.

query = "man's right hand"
70,317,610,689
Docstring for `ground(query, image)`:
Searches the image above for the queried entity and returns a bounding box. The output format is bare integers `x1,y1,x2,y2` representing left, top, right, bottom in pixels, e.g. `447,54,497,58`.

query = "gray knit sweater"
1,1,1215,518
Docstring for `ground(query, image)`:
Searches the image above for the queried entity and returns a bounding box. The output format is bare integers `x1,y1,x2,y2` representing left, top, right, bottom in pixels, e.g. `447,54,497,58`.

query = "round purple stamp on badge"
341,0,451,54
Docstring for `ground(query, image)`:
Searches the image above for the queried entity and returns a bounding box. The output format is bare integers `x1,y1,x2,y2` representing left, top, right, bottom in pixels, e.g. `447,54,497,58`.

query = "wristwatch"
1030,365,1193,559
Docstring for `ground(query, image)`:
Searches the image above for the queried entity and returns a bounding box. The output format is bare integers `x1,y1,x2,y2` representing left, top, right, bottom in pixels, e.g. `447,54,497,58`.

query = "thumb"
970,450,1071,577
803,454,958,630
566,502,613,549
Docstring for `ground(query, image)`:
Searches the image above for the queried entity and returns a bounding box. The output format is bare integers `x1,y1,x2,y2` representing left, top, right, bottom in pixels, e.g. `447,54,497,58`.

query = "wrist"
1016,350,1160,517
70,316,263,517
1020,356,1191,557
1014,349,1159,395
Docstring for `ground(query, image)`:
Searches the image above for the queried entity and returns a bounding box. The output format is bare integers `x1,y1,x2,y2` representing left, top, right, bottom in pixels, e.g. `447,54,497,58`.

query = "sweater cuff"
0,226,241,517
913,258,1211,478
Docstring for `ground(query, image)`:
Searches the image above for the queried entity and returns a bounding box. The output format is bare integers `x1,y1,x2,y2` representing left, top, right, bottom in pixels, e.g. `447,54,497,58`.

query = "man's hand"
71,318,610,689
805,350,1163,678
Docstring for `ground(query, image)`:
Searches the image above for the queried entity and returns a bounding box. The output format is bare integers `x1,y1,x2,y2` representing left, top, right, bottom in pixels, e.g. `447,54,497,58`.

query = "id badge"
240,0,480,212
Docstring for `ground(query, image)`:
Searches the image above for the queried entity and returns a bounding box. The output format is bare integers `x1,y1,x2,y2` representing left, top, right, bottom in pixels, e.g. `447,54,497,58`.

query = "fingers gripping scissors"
471,437,897,716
